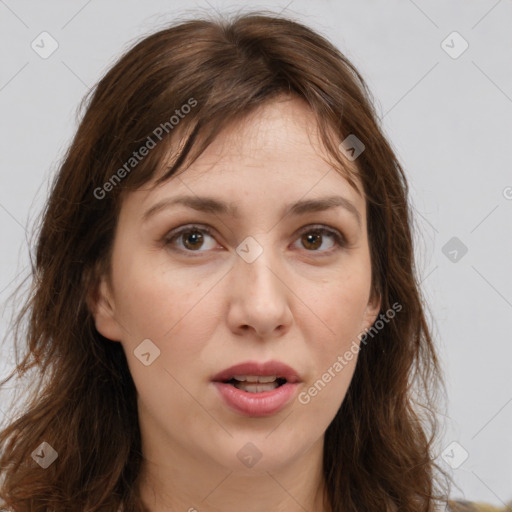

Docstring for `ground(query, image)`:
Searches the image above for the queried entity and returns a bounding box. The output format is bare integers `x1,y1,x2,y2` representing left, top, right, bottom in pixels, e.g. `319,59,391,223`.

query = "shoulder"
447,499,512,512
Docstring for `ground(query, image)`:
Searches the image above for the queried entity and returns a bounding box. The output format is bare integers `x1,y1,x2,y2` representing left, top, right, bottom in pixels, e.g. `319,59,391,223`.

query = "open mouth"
223,376,288,393
212,367,300,416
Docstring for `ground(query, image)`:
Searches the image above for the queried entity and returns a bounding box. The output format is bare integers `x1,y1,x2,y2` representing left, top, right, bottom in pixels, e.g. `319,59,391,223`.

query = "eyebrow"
143,194,362,228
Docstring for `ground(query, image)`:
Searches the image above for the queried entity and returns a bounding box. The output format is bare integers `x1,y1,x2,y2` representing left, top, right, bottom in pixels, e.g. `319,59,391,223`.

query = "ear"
87,273,124,342
361,291,381,333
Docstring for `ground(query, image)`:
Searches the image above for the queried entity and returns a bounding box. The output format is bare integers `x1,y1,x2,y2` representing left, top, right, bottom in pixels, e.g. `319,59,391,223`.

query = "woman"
0,10,504,512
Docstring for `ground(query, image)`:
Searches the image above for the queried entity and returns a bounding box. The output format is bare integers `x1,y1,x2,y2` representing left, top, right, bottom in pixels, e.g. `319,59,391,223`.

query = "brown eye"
164,225,218,253
294,226,346,254
181,229,205,250
164,224,345,256
301,232,323,250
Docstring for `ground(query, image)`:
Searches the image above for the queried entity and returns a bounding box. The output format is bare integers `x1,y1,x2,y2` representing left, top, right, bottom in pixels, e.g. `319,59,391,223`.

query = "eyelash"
163,223,347,256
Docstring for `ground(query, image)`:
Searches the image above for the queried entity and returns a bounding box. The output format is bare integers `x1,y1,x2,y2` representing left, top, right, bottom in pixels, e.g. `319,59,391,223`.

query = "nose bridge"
227,233,292,335
236,233,284,299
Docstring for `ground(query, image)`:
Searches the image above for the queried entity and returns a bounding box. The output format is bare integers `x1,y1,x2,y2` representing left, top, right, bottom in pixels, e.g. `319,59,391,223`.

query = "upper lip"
212,360,302,383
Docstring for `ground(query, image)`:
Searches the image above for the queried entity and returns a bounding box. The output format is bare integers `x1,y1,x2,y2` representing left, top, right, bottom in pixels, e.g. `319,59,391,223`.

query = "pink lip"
211,360,301,383
212,381,299,417
211,360,302,417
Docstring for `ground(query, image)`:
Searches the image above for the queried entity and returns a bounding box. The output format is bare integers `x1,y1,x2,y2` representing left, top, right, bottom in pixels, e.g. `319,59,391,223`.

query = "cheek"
110,250,223,395
296,261,371,405
114,261,215,420
304,260,373,348
296,356,357,427
111,246,214,343
294,284,366,428
292,302,361,444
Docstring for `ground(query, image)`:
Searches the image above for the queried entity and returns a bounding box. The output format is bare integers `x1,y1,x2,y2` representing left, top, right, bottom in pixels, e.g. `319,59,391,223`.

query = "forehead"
206,98,335,159
127,96,365,219
171,96,362,192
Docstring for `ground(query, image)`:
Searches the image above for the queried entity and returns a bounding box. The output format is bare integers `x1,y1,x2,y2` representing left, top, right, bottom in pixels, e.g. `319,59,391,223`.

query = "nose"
226,239,293,339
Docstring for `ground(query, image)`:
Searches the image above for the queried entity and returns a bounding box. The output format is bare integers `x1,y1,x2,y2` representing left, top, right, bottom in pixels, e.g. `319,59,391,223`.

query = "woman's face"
92,96,380,476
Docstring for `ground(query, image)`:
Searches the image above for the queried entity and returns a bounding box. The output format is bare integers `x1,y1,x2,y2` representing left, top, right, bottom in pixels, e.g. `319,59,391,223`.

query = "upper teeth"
233,375,278,383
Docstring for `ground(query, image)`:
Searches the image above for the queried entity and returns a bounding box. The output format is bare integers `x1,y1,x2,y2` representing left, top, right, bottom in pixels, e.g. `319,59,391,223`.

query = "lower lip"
212,382,299,417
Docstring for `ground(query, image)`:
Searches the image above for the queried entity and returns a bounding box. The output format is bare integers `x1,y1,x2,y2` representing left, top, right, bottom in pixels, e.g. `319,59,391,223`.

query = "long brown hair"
0,10,451,511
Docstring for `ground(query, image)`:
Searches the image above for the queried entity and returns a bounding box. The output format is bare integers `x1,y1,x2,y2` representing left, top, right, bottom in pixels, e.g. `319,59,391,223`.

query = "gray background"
1,0,511,506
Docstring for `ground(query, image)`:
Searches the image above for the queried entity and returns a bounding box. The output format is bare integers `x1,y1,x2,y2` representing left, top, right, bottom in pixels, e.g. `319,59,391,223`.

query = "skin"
92,95,381,512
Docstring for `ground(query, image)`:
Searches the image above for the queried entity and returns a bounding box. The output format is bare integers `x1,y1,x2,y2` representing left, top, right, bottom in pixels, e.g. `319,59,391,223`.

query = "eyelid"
162,224,219,254
295,224,346,244
163,223,347,255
